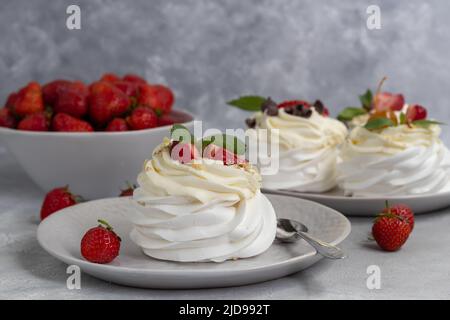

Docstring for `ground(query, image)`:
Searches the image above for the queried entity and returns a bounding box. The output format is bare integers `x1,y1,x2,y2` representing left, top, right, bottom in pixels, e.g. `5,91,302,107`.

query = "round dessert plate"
265,188,450,216
37,195,350,289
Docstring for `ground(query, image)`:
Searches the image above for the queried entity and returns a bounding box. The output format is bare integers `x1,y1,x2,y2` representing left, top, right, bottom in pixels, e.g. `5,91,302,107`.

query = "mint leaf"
227,96,266,111
359,89,373,111
200,134,246,155
364,118,394,130
337,107,367,122
412,120,445,128
399,112,407,125
170,124,194,143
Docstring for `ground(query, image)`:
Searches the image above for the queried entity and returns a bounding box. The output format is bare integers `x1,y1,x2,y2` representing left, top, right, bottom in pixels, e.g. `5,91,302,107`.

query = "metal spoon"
276,218,346,259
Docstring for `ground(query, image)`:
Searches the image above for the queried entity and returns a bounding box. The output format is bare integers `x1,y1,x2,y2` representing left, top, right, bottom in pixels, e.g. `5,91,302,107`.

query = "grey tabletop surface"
1,146,449,300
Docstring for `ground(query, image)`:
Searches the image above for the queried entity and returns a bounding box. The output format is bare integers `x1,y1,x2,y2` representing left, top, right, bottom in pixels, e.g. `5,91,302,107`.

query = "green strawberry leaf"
412,120,445,128
170,124,194,143
399,112,407,125
364,117,394,130
227,96,266,111
200,134,246,155
359,89,373,111
337,107,367,122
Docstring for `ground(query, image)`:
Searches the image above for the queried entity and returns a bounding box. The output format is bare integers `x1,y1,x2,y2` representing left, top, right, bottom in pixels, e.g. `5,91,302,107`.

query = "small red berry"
54,81,89,118
80,219,121,264
374,92,405,112
170,141,199,164
277,100,311,110
383,203,415,230
52,113,94,132
40,186,79,220
106,118,129,131
0,108,17,128
123,74,147,85
42,80,71,106
203,144,246,165
127,106,158,130
17,112,49,131
138,84,174,115
406,104,427,122
99,73,120,83
12,82,44,117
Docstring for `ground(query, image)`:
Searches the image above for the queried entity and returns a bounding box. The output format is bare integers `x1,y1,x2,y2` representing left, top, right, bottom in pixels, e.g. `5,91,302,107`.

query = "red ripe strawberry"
277,100,311,110
123,74,147,85
119,183,136,197
52,113,93,132
0,108,17,128
372,212,412,252
158,110,190,127
17,112,49,131
89,81,131,125
54,81,89,118
42,80,71,106
80,219,121,264
138,84,174,115
126,106,157,130
113,80,139,98
374,92,405,112
106,118,128,131
382,203,415,230
12,82,44,117
100,73,120,83
40,186,79,220
203,144,246,165
406,104,427,122
5,92,19,109
170,141,199,164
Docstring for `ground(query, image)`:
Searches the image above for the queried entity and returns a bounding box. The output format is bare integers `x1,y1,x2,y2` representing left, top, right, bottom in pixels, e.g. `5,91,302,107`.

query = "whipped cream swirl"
253,107,348,191
129,141,277,262
338,125,450,196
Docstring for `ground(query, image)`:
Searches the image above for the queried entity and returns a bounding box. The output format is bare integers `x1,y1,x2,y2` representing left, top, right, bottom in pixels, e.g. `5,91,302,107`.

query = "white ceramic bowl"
0,110,194,199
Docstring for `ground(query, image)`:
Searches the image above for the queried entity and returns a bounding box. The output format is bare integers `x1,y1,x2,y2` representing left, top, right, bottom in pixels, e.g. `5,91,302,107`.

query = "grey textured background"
1,0,450,143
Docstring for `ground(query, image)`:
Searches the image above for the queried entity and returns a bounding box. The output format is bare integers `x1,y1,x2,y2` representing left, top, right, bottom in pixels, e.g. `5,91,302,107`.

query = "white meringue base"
129,191,277,263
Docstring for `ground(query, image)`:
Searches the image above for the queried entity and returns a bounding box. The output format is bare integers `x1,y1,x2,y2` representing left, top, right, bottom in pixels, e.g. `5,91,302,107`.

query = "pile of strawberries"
0,73,178,132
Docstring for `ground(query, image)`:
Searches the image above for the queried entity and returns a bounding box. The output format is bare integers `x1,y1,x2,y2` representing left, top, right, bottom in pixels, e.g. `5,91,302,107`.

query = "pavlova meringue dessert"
228,96,347,192
337,82,450,196
129,126,277,262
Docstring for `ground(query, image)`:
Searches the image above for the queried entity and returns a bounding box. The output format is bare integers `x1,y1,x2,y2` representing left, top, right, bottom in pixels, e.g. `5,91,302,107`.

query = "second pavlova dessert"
129,125,277,262
337,79,450,196
228,96,347,192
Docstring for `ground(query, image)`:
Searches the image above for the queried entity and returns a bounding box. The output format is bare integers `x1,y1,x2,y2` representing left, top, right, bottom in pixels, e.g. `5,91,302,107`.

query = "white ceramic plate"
265,188,450,216
37,195,350,289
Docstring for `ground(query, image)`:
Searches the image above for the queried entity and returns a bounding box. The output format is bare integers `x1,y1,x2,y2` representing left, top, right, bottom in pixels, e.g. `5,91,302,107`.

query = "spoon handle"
296,231,346,259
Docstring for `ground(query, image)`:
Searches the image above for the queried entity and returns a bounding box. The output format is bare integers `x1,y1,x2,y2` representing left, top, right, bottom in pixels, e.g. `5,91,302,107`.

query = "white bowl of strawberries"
0,73,194,199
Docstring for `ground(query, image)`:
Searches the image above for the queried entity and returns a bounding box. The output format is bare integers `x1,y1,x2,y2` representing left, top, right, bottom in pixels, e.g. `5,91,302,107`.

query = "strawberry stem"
385,200,390,214
374,76,387,108
98,219,113,230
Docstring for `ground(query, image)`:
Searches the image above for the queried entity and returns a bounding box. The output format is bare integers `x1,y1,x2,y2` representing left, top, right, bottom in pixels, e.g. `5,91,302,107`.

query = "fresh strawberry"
119,183,136,197
12,82,44,117
52,113,93,132
157,110,190,127
374,92,405,112
203,144,246,165
89,81,131,125
170,141,199,164
106,118,128,131
0,108,16,128
123,74,147,85
382,203,415,230
40,186,79,220
126,106,157,130
100,73,120,83
406,104,427,122
138,84,174,115
80,219,121,264
17,112,49,131
42,80,71,106
372,211,412,251
54,81,89,118
277,100,311,110
5,92,19,109
113,80,139,98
